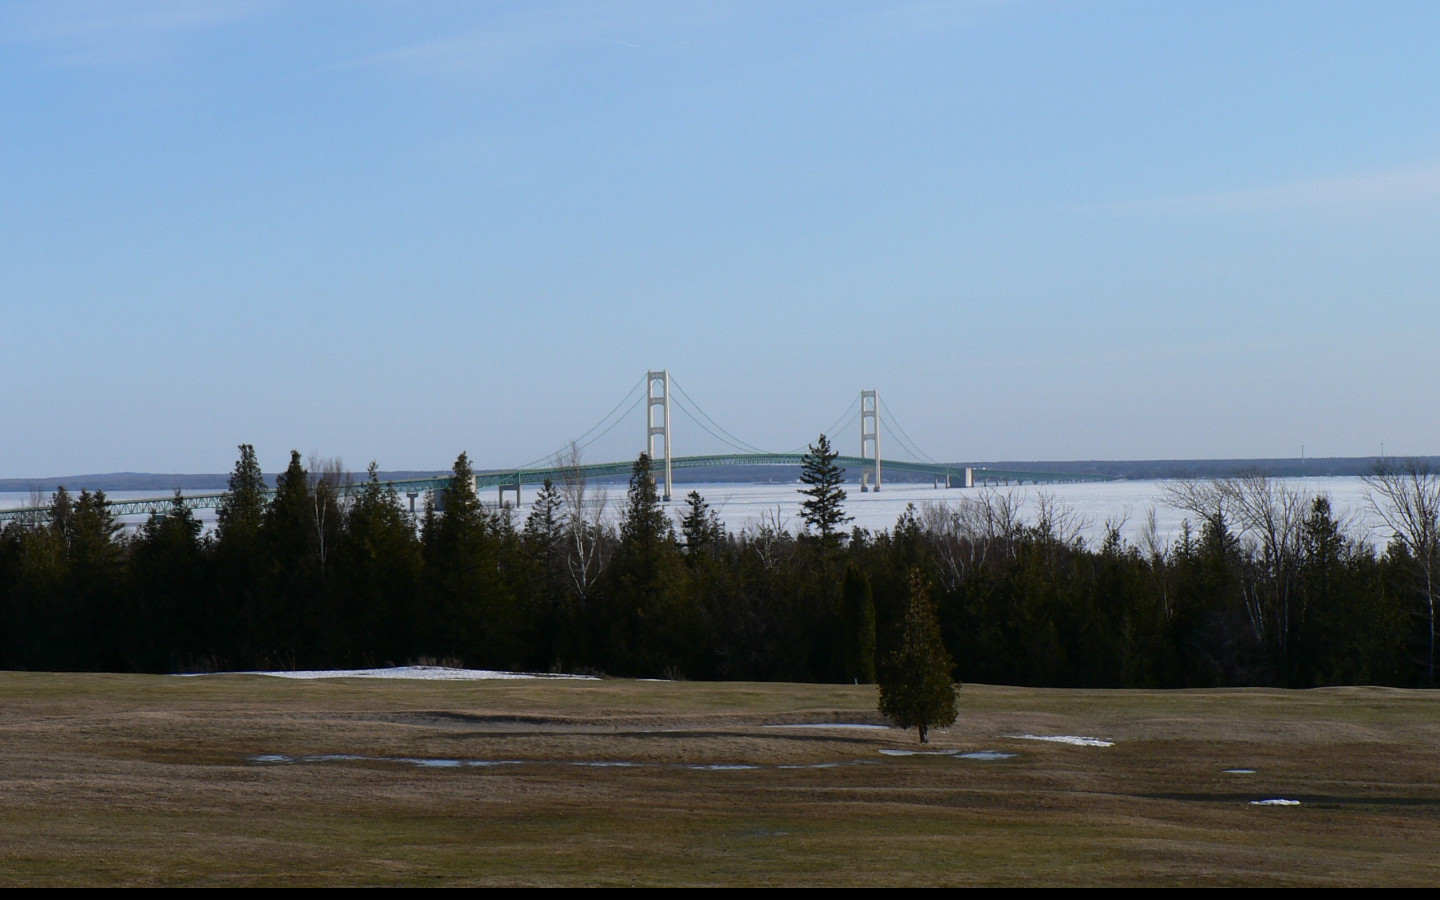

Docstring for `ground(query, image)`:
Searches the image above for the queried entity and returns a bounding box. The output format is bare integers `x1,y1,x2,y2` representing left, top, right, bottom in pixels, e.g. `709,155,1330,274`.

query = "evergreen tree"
799,434,851,545
251,450,322,666
841,565,877,683
878,571,957,742
1296,496,1405,686
128,492,209,671
520,477,571,669
680,490,723,555
64,490,126,670
1,509,67,669
46,487,76,551
523,478,565,558
597,453,692,676
213,444,268,665
423,452,519,667
337,463,424,665
216,444,266,547
619,453,672,554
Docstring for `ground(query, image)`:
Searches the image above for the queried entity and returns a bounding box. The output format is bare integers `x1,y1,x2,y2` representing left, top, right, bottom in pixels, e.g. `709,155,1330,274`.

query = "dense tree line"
1,444,1437,688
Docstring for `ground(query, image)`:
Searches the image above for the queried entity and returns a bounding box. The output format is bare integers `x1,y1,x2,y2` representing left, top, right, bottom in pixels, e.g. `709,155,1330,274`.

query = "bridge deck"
0,456,1109,523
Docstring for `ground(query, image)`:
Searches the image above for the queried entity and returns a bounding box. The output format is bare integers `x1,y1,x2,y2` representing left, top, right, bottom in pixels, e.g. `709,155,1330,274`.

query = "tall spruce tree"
524,478,565,560
680,490,723,555
338,462,424,665
212,445,268,666
619,453,671,554
521,477,570,668
217,444,266,547
878,571,957,743
423,452,518,667
66,490,125,670
128,492,208,672
597,453,691,676
799,433,851,545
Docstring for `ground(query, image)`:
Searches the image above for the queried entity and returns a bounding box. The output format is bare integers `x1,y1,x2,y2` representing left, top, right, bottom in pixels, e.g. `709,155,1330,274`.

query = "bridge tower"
860,389,881,492
646,370,674,501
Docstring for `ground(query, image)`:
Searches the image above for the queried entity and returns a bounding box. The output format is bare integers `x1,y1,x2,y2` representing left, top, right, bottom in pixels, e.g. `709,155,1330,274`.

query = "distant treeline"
3,456,1424,494
2,445,1438,688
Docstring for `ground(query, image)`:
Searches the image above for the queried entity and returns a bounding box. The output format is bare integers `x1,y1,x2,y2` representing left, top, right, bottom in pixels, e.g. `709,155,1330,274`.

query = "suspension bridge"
0,370,1107,524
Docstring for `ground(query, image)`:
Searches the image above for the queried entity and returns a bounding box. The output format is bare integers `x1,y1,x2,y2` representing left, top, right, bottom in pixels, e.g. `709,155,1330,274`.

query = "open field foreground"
2,675,1440,886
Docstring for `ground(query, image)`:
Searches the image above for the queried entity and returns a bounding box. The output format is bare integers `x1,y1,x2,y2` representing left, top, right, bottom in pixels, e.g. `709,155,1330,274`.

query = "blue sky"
3,1,1439,476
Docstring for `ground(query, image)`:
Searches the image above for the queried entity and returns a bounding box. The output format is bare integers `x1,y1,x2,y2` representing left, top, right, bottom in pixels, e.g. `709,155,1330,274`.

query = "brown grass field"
2,672,1439,885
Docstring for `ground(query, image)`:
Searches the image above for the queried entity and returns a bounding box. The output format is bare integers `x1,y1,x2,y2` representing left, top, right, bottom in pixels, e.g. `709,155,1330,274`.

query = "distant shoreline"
0,456,1425,493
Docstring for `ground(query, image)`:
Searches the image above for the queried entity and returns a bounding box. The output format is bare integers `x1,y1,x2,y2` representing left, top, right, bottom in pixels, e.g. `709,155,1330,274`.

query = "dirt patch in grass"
2,674,1440,885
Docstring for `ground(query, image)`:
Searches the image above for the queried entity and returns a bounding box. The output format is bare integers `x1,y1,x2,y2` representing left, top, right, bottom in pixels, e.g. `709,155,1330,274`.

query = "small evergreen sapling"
878,572,958,743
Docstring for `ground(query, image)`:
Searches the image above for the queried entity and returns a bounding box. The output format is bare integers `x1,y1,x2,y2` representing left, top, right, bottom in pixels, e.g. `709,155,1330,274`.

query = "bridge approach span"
0,456,1107,525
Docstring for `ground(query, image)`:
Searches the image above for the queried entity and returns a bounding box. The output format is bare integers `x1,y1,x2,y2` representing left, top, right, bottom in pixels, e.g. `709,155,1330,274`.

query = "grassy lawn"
1,673,1439,885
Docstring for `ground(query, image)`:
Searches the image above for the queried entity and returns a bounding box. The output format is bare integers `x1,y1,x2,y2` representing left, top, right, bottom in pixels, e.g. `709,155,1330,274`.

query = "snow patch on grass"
879,748,1016,759
1011,734,1114,747
1250,799,1301,806
194,665,599,681
764,723,889,730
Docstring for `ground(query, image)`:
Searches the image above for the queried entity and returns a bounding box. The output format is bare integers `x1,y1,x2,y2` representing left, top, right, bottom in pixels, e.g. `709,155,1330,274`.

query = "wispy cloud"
339,0,999,80
339,3,683,78
1089,162,1440,217
4,0,265,65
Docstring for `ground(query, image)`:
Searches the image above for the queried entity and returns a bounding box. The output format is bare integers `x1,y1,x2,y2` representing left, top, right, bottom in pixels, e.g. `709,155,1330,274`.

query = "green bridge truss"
0,455,1109,525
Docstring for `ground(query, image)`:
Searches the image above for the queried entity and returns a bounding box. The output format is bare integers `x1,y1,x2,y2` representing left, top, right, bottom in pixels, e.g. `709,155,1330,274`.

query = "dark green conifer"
841,565,877,683
680,490,723,555
216,444,266,547
423,452,518,667
523,478,565,559
619,453,672,553
878,571,957,742
338,462,424,665
597,453,692,676
799,434,851,544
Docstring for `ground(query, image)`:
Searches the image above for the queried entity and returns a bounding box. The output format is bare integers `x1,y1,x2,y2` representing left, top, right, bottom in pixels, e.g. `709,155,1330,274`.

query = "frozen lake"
0,476,1395,551
608,476,1390,549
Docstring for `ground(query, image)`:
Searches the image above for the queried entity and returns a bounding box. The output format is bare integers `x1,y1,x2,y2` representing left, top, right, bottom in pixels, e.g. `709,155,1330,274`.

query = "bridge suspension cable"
668,377,774,456
780,394,862,455
669,403,762,456
515,372,647,470
880,409,939,465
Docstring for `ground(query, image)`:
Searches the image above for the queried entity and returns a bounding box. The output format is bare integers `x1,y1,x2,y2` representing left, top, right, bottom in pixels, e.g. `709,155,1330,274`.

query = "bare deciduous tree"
1164,474,1310,669
1031,491,1091,548
917,489,1026,590
1364,457,1440,683
307,454,352,570
556,442,610,603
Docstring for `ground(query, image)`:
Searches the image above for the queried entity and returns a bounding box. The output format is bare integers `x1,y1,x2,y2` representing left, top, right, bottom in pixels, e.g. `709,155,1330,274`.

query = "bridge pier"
647,370,674,501
498,476,521,508
860,389,880,492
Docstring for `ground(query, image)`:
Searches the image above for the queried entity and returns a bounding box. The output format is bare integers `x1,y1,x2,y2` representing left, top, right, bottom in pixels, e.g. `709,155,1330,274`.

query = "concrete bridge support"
860,389,881,492
647,370,674,501
498,477,521,508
